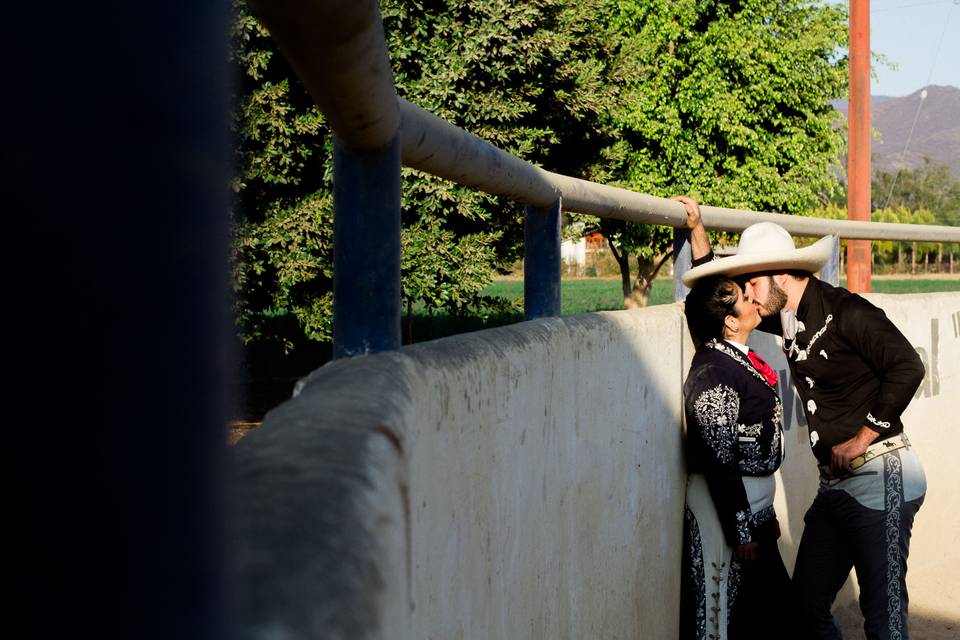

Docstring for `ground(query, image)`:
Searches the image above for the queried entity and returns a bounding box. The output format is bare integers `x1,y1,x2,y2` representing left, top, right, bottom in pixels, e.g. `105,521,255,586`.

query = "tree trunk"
911,242,917,274
924,251,929,273
608,238,632,300
625,252,672,309
937,245,943,273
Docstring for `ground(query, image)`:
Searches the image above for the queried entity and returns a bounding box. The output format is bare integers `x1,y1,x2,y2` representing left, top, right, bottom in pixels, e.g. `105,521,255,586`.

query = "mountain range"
832,84,960,176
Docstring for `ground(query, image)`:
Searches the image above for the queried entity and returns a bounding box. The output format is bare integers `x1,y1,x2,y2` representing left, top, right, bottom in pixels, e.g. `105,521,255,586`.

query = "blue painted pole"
332,135,402,358
820,235,841,286
524,200,562,319
673,228,692,302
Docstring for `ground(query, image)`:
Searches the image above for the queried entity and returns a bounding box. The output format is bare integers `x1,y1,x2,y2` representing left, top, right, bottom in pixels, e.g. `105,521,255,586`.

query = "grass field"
482,277,960,315
234,277,960,422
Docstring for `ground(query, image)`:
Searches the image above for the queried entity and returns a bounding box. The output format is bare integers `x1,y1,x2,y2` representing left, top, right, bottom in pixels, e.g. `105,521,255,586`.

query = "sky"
869,0,960,96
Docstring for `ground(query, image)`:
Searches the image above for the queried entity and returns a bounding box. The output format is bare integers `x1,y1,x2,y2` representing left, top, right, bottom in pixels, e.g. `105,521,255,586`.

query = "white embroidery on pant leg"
684,506,707,640
726,554,742,632
885,453,904,640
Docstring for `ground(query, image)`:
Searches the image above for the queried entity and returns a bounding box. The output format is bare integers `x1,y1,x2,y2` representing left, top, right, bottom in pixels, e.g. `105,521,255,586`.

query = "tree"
230,0,620,349
592,0,848,306
872,159,960,227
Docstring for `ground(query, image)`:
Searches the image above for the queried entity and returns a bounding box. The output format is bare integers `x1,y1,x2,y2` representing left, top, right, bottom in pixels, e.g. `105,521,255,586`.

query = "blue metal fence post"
524,200,562,319
820,235,841,286
673,228,692,302
332,134,402,358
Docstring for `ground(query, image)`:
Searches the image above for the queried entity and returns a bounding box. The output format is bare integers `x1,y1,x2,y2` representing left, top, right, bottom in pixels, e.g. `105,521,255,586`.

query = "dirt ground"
228,421,260,445
835,562,959,639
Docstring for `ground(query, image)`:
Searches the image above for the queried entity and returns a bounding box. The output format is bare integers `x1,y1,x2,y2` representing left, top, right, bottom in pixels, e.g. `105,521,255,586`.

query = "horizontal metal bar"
398,99,960,243
248,0,399,151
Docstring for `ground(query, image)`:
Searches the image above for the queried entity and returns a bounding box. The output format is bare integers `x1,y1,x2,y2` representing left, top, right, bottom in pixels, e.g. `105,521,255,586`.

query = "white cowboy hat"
682,221,835,286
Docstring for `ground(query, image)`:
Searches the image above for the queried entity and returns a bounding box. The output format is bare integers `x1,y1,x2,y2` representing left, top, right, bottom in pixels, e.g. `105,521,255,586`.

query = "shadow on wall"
231,304,692,639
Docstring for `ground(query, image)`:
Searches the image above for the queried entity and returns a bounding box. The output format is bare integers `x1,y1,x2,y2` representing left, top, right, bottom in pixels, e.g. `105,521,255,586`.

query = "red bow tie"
747,349,779,387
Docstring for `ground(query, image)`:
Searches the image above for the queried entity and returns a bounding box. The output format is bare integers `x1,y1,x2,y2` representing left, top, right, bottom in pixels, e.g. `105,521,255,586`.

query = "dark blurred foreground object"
6,3,231,639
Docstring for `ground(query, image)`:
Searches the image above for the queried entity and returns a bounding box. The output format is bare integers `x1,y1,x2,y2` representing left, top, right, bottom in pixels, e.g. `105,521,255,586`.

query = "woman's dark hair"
684,275,741,348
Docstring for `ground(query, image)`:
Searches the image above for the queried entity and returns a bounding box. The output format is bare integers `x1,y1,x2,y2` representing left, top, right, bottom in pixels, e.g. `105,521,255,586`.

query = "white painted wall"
560,238,586,274
402,306,688,638
232,291,960,639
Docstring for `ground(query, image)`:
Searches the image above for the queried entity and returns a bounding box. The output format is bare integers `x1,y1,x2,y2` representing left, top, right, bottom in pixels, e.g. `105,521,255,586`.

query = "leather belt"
819,433,911,479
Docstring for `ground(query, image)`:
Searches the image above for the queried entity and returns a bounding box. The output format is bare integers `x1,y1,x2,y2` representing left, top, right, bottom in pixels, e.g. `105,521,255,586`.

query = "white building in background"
561,238,587,274
561,231,607,275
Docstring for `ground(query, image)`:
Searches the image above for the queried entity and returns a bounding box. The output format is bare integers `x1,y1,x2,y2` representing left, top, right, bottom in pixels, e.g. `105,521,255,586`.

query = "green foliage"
872,159,960,227
803,204,954,272
586,0,848,302
230,2,331,348
609,0,847,208
231,0,619,348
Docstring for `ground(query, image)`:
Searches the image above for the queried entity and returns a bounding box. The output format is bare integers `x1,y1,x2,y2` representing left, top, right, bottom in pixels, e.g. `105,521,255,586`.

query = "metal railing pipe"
248,0,399,150
399,99,960,243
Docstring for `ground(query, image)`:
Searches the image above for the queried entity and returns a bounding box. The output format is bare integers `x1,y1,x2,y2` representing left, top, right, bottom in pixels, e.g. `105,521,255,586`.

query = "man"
676,197,927,640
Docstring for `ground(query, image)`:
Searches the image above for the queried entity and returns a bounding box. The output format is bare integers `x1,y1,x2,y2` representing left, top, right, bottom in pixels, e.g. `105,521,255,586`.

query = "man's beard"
760,276,788,317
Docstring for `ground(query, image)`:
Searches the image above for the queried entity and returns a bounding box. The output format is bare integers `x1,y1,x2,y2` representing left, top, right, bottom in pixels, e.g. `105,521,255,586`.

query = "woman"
679,275,792,640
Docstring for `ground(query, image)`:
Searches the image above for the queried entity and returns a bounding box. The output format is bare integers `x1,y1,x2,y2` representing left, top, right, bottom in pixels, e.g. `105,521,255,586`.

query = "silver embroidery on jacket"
735,509,751,545
707,339,775,389
788,314,833,362
693,385,739,464
867,412,892,430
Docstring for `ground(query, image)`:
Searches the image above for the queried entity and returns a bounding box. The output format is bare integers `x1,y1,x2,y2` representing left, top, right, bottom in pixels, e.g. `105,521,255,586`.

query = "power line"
879,1,955,210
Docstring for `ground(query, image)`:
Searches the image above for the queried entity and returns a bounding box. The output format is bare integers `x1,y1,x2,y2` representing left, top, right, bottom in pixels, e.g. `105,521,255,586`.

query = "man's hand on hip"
830,426,880,476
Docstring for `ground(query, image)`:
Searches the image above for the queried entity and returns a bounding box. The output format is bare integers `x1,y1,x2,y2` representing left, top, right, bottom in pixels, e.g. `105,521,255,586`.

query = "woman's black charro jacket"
683,339,784,547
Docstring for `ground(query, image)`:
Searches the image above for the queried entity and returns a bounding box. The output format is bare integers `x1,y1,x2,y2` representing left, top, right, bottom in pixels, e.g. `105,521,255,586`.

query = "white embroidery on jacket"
788,314,833,362
867,412,892,430
693,385,739,463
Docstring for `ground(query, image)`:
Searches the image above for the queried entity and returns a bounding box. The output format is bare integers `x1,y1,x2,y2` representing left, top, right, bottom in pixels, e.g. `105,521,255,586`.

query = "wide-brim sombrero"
682,221,835,287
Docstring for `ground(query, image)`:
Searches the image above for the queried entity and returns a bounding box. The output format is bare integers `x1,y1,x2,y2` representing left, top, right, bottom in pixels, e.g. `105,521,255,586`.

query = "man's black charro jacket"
758,277,925,466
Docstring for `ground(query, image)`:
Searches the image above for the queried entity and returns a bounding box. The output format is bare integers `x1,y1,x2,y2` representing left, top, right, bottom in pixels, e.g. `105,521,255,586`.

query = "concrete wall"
232,305,691,639
231,292,960,639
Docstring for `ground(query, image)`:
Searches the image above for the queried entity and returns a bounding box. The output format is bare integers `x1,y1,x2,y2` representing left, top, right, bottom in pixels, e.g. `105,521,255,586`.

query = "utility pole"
847,0,872,292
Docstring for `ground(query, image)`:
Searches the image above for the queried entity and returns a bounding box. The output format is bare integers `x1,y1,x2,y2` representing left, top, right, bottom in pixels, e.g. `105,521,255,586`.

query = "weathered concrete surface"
403,308,686,638
750,292,960,639
231,356,414,640
232,305,688,639
231,291,959,639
